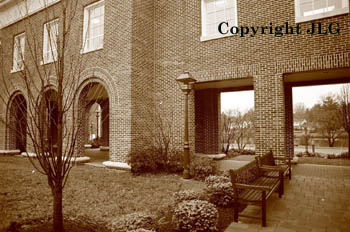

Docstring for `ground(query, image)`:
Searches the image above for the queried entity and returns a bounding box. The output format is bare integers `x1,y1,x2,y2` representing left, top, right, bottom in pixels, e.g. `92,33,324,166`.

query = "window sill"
10,68,23,73
200,33,234,42
296,7,349,23
80,47,103,55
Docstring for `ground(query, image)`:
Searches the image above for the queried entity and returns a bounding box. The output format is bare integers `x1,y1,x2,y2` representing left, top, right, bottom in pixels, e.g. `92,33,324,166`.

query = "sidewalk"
225,164,350,232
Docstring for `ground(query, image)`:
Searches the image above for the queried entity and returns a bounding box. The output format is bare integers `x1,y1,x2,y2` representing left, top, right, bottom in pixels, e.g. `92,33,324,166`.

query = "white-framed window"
295,0,349,23
82,0,104,53
201,0,237,41
42,19,58,64
11,33,25,72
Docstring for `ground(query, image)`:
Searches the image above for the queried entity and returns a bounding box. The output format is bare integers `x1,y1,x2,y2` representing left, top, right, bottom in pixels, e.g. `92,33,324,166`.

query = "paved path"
225,164,350,232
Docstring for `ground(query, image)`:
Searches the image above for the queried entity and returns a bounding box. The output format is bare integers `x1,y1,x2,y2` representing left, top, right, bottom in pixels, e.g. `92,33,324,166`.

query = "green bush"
173,190,208,204
205,175,235,207
128,148,159,174
172,200,218,232
111,212,155,232
128,148,184,174
166,150,184,173
189,156,217,180
327,153,350,159
340,152,349,158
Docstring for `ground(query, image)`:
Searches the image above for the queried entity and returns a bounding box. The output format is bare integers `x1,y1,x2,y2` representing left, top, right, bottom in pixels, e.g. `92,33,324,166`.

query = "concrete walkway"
225,164,350,232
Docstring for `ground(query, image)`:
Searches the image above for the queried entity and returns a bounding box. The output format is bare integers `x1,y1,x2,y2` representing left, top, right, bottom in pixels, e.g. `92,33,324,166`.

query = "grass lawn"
298,156,350,166
0,156,206,231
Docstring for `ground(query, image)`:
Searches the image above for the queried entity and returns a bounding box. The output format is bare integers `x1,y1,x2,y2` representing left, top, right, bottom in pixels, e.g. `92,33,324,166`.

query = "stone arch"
39,88,59,149
6,91,27,152
75,73,113,160
78,67,118,107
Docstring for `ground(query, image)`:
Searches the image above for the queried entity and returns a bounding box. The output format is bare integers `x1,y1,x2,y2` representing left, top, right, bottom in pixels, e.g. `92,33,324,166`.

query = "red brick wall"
154,0,350,157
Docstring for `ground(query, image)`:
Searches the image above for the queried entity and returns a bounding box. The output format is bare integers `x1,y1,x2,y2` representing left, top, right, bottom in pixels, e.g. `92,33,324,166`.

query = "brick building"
0,0,349,168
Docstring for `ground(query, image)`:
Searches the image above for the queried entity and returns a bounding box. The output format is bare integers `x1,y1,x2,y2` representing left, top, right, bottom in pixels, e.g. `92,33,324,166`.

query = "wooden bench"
229,159,284,227
257,150,292,180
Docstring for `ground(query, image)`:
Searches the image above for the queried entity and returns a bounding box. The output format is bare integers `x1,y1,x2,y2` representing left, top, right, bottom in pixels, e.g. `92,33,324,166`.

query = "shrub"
110,212,155,232
128,148,159,174
205,176,235,207
128,147,184,174
340,152,349,158
327,154,337,159
166,149,184,173
189,156,217,180
172,200,218,232
173,190,208,204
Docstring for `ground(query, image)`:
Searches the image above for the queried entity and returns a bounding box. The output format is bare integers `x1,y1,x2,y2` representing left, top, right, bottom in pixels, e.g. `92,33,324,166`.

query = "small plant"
339,152,349,158
110,212,155,232
189,156,217,180
166,149,184,173
173,190,208,204
128,148,159,174
128,148,184,174
172,200,218,232
327,154,337,159
205,176,235,207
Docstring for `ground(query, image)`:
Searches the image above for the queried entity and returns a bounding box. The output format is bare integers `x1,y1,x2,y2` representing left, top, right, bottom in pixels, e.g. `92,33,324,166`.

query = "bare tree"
234,109,254,152
221,110,236,154
294,102,307,127
338,84,350,157
0,1,105,231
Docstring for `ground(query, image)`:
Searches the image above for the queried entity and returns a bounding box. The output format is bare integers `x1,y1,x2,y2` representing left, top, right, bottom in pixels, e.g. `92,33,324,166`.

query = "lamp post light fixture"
176,72,197,179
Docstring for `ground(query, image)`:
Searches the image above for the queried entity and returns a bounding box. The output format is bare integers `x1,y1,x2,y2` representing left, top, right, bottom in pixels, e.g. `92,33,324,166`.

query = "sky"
221,83,347,112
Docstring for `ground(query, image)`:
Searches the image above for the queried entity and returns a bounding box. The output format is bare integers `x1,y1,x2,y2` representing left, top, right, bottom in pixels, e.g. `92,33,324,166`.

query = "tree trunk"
348,133,350,158
53,185,64,232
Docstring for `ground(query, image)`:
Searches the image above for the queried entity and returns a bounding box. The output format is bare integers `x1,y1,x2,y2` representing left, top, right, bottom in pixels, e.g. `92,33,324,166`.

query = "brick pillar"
284,83,294,159
101,99,109,147
254,74,286,157
194,89,220,154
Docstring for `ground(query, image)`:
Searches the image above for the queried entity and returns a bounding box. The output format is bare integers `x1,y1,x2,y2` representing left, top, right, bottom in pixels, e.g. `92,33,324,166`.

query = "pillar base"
0,150,20,155
194,153,226,160
100,146,109,151
103,161,131,171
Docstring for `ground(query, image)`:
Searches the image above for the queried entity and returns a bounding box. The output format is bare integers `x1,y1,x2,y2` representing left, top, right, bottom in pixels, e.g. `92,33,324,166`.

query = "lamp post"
95,106,101,139
176,72,196,179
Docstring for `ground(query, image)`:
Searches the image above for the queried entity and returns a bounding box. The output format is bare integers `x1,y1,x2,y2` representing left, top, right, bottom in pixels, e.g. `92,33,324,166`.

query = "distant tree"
294,102,307,124
221,110,236,154
308,95,343,147
234,109,254,152
338,84,350,157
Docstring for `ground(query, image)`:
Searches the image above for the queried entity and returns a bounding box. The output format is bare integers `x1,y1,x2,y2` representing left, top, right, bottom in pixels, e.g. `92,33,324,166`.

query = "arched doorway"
8,93,27,152
77,82,109,161
40,89,59,151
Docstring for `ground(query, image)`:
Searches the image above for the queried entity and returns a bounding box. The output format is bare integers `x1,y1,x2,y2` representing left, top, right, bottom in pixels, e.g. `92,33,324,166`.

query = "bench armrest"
235,183,271,191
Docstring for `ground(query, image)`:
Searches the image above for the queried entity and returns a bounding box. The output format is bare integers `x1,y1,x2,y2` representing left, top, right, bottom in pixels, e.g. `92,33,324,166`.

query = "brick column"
101,99,109,147
194,89,220,154
254,74,286,157
284,83,294,159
